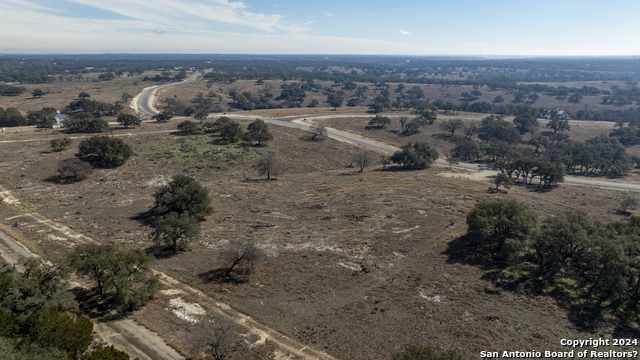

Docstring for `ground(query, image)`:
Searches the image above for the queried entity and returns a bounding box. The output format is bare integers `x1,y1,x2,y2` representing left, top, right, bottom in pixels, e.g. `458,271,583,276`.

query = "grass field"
0,71,175,114
1,116,639,359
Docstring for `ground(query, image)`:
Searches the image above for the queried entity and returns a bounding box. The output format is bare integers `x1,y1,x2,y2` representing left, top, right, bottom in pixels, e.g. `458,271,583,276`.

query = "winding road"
136,81,640,192
133,73,202,116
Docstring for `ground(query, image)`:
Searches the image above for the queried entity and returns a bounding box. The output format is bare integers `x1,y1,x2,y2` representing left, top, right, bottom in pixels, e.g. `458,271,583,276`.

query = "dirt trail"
0,184,336,360
0,202,184,360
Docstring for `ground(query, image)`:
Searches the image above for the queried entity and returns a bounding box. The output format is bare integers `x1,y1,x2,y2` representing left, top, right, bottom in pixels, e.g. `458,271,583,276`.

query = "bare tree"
463,123,477,139
57,158,92,181
619,196,639,213
273,162,289,180
202,320,245,360
220,241,265,278
254,153,278,180
446,154,459,170
380,155,391,170
351,152,375,172
310,124,328,141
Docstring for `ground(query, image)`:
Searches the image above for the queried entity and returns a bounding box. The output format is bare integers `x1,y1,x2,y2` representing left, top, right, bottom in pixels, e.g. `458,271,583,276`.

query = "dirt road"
0,219,185,360
0,185,336,360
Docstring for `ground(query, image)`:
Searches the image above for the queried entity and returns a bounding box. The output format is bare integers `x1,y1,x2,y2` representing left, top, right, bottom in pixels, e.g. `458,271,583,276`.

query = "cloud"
324,11,333,17
0,1,432,54
399,30,410,35
60,0,309,32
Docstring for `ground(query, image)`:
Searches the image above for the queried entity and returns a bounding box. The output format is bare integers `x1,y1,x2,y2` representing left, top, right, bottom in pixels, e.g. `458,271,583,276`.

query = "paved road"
217,114,640,192
136,73,201,116
134,82,636,192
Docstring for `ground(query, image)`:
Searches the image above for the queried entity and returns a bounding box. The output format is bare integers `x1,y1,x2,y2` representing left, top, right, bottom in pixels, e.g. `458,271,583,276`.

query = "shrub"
50,138,72,152
64,114,109,133
76,136,133,167
177,120,201,134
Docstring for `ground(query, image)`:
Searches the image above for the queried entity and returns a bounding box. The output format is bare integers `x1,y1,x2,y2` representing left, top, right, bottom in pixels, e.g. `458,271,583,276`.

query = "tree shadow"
299,135,326,142
42,175,87,184
144,245,184,259
398,130,420,137
129,210,154,226
70,286,121,322
443,234,505,271
198,268,249,284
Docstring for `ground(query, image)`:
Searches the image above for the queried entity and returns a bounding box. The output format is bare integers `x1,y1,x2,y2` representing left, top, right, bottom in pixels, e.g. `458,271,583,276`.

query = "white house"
53,111,68,128
542,109,571,120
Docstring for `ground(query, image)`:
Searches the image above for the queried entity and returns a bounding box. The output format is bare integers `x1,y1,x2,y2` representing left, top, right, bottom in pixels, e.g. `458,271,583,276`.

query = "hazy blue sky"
1,0,638,55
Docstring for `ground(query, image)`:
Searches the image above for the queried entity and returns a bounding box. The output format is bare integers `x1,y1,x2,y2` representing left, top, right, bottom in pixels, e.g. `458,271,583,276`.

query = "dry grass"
156,78,637,119
0,71,168,115
0,120,638,359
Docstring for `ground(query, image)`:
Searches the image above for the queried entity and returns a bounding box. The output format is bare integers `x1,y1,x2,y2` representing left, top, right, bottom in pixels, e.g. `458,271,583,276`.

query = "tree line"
461,198,640,324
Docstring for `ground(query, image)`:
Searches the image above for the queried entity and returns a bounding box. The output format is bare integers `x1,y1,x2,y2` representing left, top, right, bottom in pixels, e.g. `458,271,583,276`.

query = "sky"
1,0,639,55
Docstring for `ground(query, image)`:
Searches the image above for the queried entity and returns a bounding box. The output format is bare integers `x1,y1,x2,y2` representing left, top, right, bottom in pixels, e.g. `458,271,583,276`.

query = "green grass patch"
139,137,250,166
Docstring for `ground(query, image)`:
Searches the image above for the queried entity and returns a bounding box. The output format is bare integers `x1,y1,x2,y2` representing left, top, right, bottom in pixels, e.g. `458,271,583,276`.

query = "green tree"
368,115,391,129
513,114,539,136
219,121,244,142
64,113,109,133
390,142,439,169
465,199,538,262
81,345,132,360
150,175,213,252
494,173,513,190
243,131,273,146
31,89,45,98
493,95,504,103
121,93,133,103
50,137,72,152
152,110,173,122
151,212,200,253
194,111,208,123
247,119,268,134
117,114,140,128
479,115,521,144
76,136,133,167
150,175,213,221
98,73,116,81
452,140,481,161
34,309,93,358
177,120,201,134
70,244,161,311
546,117,570,133
78,92,91,99
439,119,464,136
533,161,564,187
530,211,594,281
329,95,343,110
0,258,93,359
528,134,549,153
